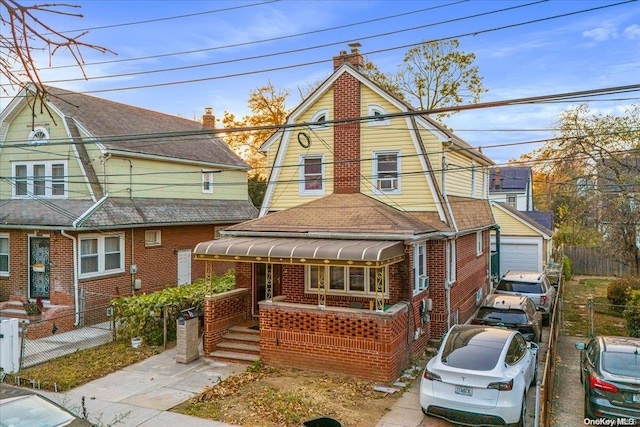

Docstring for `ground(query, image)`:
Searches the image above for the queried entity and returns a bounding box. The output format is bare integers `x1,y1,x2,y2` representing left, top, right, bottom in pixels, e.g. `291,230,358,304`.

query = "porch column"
204,261,213,296
318,266,326,308
265,263,273,302
375,268,385,312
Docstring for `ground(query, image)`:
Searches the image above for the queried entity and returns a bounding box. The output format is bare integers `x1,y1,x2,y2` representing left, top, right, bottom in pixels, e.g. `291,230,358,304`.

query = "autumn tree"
362,39,486,121
1,1,112,107
220,81,290,207
527,104,640,274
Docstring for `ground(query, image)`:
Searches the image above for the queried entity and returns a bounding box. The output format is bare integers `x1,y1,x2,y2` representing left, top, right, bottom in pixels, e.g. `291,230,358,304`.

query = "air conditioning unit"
419,275,429,289
475,288,484,306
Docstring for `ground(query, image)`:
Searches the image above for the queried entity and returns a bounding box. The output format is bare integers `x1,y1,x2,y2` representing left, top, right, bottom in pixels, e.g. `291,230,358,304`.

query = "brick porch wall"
258,302,411,382
203,288,251,354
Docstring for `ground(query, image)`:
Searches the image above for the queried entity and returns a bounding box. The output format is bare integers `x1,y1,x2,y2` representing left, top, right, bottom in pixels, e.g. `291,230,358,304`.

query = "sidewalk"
36,346,246,427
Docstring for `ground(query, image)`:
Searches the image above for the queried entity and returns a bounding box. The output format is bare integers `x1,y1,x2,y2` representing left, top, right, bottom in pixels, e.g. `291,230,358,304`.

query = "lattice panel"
326,315,379,340
271,310,319,333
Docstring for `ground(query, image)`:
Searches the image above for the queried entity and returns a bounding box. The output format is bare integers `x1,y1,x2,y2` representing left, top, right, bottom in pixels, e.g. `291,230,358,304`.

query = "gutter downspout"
441,139,458,334
61,230,80,326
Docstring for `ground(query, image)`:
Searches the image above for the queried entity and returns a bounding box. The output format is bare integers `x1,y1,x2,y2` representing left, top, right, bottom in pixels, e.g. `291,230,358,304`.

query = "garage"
499,239,541,275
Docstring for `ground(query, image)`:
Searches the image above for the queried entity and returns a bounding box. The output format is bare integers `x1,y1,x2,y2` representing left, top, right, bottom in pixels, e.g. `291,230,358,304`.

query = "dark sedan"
471,294,543,344
576,336,640,421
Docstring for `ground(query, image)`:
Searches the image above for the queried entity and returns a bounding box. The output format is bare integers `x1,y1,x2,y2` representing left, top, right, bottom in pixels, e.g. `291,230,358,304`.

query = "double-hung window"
373,151,400,193
79,234,124,278
446,239,457,284
414,243,427,293
12,161,67,198
0,234,9,276
300,155,324,195
202,172,213,193
476,231,483,256
507,195,517,208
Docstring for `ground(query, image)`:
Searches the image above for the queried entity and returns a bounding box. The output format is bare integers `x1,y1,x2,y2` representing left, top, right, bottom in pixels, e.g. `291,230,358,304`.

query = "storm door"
29,236,50,299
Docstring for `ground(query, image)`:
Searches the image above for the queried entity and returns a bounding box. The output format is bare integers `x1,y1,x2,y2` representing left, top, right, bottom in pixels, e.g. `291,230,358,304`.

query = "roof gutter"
220,230,453,241
60,230,80,326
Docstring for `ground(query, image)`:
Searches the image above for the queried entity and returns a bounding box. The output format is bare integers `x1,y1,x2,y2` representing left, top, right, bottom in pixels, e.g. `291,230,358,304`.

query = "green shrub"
624,290,640,338
562,255,572,281
111,269,236,344
606,277,640,311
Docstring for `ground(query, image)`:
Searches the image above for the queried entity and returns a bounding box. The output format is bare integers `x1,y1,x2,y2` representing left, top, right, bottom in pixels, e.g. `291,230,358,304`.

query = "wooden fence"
564,245,633,277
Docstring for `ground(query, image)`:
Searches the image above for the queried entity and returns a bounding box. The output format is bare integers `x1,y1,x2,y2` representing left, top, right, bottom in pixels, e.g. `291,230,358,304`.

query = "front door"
29,236,50,299
253,263,281,316
177,249,192,286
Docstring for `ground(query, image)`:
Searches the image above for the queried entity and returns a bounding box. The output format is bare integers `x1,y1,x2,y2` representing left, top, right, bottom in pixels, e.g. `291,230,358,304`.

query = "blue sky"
3,0,640,164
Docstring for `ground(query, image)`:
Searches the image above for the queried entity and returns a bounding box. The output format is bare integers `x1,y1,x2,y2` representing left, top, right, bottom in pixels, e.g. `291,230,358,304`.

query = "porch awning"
193,237,405,267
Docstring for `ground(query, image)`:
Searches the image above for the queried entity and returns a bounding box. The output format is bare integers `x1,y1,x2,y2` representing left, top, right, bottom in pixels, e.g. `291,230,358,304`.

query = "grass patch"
561,277,627,337
4,341,161,391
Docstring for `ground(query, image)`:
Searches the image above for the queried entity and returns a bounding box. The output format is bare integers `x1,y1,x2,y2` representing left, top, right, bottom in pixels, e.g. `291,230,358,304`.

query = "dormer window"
367,105,390,126
29,126,49,144
310,109,329,129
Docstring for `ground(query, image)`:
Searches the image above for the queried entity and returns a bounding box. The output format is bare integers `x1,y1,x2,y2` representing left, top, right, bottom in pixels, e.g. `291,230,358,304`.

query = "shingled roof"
226,193,445,237
43,86,248,169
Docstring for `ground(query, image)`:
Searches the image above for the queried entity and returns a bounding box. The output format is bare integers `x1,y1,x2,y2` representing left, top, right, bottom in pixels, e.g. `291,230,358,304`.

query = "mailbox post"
176,308,200,364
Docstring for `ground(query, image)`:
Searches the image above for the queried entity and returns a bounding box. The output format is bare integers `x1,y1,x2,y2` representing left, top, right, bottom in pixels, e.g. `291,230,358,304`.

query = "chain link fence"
19,304,115,369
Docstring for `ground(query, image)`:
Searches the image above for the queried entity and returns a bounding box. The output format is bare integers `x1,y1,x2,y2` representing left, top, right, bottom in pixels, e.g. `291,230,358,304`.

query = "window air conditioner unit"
419,275,429,289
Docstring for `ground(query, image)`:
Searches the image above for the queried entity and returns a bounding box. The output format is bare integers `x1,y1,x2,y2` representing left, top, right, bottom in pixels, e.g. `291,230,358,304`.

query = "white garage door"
500,242,540,276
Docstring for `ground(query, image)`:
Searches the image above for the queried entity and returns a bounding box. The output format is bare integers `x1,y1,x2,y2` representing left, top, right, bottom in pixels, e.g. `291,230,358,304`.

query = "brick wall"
259,302,410,382
203,288,250,354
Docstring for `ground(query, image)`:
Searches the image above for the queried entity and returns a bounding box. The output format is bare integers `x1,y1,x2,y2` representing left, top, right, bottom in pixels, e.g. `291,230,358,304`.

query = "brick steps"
209,324,260,365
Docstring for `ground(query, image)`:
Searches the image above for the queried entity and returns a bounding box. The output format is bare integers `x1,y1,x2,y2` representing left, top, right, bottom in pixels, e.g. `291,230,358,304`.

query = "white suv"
494,271,557,326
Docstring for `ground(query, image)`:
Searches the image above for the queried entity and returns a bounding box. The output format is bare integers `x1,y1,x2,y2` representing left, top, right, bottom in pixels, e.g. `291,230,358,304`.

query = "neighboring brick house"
0,85,257,325
194,45,496,382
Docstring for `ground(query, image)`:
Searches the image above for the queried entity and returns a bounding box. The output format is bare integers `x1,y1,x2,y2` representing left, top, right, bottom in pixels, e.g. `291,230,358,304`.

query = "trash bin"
176,307,201,364
302,417,342,427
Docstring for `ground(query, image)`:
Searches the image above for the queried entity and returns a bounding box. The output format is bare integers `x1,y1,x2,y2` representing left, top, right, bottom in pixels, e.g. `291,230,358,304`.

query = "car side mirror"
575,343,586,350
528,342,539,351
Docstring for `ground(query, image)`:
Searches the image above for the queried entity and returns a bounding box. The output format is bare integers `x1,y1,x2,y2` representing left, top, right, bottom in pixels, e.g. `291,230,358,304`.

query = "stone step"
222,332,260,343
209,350,260,364
217,341,260,355
228,325,260,335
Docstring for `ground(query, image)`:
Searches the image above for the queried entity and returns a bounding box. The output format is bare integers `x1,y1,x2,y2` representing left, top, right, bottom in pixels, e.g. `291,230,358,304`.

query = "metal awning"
193,237,405,267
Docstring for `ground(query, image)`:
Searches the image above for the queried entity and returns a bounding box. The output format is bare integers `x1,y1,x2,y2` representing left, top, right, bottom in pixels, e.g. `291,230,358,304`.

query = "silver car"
494,271,557,326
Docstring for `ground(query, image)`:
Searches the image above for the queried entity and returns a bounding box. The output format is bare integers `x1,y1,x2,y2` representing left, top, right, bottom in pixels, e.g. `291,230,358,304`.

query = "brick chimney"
333,46,361,194
202,107,215,130
332,42,364,71
492,168,501,189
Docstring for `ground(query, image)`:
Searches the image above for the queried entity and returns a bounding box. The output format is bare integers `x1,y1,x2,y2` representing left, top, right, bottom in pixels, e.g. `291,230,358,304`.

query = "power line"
24,0,634,95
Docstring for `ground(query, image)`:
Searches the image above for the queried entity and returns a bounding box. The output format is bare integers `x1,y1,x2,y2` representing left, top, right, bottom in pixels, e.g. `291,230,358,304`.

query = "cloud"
582,23,618,42
623,24,640,40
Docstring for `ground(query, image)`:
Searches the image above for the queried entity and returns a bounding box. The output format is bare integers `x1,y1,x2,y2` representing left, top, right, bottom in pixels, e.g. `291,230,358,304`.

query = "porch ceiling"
193,237,405,267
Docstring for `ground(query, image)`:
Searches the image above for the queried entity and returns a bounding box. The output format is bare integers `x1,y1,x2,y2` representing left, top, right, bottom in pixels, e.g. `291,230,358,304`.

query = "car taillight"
423,368,442,382
540,295,548,305
590,375,618,393
488,379,513,391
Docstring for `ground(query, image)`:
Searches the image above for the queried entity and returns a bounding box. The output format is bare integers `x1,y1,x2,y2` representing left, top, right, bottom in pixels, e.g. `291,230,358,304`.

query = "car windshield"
497,280,543,294
0,394,76,427
602,351,640,378
441,328,504,371
476,308,527,324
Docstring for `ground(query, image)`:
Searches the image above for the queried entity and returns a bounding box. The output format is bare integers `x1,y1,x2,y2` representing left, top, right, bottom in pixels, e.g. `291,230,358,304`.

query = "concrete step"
209,350,260,364
228,325,260,335
222,332,260,343
217,341,260,354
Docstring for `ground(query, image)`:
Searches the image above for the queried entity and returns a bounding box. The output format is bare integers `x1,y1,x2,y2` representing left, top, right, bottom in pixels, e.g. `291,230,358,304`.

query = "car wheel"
584,386,592,419
530,363,538,387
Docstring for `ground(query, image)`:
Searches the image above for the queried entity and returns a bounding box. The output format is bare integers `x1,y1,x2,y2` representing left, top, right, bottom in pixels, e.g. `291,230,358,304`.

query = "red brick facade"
203,288,251,353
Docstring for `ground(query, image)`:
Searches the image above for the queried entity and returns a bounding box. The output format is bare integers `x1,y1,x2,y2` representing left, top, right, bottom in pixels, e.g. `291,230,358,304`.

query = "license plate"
455,385,473,396
633,394,640,403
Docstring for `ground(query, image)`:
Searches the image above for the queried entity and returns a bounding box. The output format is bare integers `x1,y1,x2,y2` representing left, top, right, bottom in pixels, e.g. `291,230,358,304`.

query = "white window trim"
446,239,457,284
414,243,428,294
367,105,390,126
202,171,213,194
78,233,125,279
373,150,401,195
310,109,329,129
305,265,389,297
145,230,162,247
476,231,483,256
507,194,517,208
0,233,9,277
299,154,325,196
12,161,68,199
28,126,49,144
